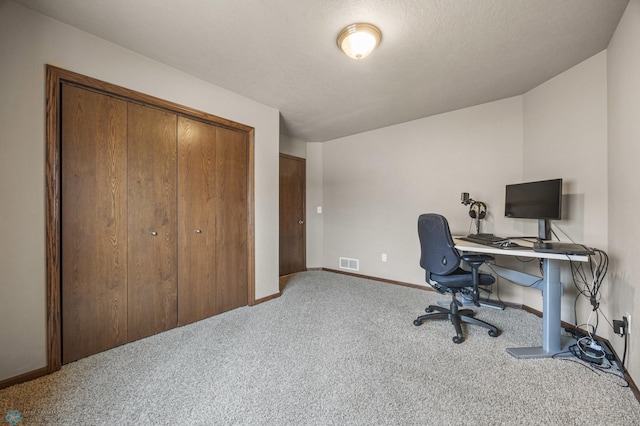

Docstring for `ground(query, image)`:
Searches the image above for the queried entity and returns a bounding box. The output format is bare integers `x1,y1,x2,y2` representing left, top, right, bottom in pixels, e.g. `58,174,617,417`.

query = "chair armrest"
460,254,495,306
460,254,494,265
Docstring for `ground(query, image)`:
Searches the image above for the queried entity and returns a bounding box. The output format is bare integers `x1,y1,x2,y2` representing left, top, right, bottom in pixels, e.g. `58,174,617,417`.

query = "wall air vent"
339,257,359,271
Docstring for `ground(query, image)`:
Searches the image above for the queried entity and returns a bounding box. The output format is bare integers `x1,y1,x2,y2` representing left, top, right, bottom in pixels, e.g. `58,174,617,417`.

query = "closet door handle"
150,231,158,236
195,229,202,234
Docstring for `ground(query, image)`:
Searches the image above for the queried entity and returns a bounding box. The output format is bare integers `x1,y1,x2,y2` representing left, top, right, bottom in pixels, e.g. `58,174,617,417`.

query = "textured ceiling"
13,0,629,142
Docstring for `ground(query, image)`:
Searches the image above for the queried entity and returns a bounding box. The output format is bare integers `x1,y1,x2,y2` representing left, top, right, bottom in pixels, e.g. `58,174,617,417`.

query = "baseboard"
322,268,431,291
319,267,638,401
254,291,281,305
0,367,48,390
321,268,523,309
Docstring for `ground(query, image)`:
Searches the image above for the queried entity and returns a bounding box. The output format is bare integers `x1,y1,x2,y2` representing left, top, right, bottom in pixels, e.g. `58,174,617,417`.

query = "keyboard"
459,234,526,249
463,233,503,243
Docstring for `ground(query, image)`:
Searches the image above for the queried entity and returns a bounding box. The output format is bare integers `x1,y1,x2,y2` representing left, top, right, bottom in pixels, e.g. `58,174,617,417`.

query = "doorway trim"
45,65,255,373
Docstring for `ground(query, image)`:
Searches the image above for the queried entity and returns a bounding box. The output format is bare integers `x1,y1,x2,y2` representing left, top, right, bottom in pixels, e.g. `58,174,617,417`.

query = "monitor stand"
538,219,551,241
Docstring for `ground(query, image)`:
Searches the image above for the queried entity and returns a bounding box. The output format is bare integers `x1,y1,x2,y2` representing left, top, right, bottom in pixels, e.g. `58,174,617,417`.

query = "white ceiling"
13,0,629,142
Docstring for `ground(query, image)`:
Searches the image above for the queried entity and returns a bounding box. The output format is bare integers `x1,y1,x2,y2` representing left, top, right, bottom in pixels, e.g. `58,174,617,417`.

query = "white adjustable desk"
453,238,589,359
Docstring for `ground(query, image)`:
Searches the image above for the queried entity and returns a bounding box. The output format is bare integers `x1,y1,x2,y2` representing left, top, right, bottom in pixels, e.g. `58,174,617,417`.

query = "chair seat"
431,267,495,289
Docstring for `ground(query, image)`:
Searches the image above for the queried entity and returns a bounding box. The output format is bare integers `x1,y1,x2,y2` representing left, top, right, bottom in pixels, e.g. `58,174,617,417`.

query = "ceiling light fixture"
337,23,382,60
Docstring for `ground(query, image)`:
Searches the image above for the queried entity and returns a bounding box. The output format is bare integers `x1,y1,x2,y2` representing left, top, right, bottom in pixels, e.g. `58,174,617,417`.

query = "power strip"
576,350,603,365
564,326,616,361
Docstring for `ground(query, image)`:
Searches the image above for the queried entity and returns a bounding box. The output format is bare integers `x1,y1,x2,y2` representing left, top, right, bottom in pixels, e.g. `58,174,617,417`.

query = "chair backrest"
418,213,460,276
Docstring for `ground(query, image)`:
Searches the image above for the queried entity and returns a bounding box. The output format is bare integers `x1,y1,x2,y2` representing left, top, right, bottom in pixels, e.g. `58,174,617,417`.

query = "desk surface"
453,237,588,262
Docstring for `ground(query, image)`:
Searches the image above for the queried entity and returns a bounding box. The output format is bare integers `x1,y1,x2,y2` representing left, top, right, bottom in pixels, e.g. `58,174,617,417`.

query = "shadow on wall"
557,193,585,243
609,268,634,314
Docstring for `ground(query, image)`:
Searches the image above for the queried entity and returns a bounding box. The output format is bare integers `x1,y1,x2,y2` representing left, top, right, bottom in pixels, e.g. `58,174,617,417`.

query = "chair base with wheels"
414,290,500,344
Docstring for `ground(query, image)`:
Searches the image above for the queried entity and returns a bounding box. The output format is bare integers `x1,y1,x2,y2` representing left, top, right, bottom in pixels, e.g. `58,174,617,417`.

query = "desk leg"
506,258,573,359
542,258,561,353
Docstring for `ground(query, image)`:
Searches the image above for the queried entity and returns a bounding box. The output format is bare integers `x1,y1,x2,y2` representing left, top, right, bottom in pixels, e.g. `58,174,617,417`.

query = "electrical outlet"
381,253,387,262
614,319,626,336
627,313,631,335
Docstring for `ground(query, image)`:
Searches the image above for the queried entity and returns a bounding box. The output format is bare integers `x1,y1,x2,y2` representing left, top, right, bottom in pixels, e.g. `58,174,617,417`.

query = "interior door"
61,84,128,364
215,126,249,313
279,154,306,276
127,103,178,341
177,116,218,326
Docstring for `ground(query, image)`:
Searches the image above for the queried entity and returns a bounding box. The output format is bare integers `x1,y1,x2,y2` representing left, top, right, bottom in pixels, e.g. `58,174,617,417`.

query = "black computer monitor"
505,178,562,240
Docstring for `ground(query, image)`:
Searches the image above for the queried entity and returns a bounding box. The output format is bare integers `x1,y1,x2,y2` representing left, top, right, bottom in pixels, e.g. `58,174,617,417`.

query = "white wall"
0,1,280,382
321,97,524,287
523,52,608,248
306,143,324,268
279,134,307,159
522,52,609,321
608,0,640,381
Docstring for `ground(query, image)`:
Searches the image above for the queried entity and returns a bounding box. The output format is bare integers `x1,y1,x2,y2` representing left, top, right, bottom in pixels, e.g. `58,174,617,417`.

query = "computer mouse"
500,240,517,248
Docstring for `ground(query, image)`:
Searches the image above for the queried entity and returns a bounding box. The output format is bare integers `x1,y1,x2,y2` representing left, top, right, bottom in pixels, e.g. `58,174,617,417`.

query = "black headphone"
469,201,487,219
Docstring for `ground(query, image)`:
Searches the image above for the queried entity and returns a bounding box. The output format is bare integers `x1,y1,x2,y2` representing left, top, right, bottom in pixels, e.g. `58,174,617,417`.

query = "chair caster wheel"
488,330,500,338
413,319,423,326
453,336,464,344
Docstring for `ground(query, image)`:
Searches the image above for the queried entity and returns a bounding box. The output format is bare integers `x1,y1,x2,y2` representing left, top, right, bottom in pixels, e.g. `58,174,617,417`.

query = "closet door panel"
177,117,217,326
215,127,248,313
127,104,178,341
61,84,128,363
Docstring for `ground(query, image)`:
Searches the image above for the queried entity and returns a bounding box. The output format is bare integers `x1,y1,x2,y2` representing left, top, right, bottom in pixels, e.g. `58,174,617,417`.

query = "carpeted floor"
2,271,639,425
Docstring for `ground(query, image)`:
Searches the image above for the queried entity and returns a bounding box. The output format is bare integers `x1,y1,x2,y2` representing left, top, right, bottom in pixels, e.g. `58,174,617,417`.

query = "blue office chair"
413,213,500,343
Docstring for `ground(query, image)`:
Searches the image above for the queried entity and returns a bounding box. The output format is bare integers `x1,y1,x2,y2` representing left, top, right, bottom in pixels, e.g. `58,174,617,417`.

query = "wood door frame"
46,65,255,373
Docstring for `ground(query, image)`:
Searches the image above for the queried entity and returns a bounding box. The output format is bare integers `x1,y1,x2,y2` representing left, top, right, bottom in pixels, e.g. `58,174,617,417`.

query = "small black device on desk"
532,242,594,255
459,233,527,250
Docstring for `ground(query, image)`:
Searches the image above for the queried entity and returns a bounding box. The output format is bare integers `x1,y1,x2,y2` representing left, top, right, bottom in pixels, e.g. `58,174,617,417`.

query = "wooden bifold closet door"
177,117,217,326
213,126,248,314
177,119,248,325
127,103,178,342
60,82,248,364
61,85,128,364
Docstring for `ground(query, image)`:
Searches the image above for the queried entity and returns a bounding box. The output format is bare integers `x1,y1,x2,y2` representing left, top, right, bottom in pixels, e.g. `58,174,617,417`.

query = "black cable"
593,365,630,388
514,256,536,263
489,260,503,304
563,344,630,387
479,259,505,305
595,309,616,333
568,247,609,337
551,350,574,359
559,246,635,388
622,329,628,372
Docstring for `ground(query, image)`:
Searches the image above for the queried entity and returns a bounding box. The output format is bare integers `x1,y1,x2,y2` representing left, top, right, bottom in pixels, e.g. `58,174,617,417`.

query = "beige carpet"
1,271,639,425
